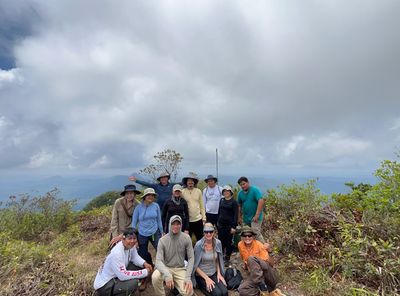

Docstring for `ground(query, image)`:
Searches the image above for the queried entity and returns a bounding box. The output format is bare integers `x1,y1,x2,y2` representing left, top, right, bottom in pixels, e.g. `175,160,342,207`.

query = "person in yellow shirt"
181,172,206,242
237,226,284,296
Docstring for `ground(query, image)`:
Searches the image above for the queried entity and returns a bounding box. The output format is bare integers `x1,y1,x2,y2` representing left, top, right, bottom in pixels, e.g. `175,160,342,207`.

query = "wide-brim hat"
204,174,218,183
142,188,158,199
157,172,170,181
121,184,141,196
182,172,199,186
240,225,257,237
222,185,234,196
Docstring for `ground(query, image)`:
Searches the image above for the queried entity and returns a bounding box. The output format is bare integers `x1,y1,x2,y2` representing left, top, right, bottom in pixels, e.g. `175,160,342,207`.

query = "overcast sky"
1,0,400,179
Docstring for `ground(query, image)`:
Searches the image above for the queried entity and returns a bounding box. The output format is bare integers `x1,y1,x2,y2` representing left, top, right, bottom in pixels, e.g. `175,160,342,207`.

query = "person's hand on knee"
184,281,193,295
165,279,174,290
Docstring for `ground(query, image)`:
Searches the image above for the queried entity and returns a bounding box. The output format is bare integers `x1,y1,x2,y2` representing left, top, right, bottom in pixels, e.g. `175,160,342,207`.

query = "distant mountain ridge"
0,174,377,209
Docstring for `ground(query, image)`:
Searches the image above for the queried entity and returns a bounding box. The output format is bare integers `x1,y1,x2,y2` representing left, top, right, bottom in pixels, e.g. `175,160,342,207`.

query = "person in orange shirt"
237,226,283,296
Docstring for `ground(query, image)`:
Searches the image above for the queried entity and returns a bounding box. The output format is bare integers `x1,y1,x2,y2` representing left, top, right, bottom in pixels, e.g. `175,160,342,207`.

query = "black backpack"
224,267,243,290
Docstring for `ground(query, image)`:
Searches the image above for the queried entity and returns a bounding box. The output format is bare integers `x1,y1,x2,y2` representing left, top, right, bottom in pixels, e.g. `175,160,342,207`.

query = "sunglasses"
204,231,214,234
241,234,254,238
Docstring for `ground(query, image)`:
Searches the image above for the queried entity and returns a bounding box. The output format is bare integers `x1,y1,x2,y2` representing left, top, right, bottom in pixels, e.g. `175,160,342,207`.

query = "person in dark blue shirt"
129,172,180,215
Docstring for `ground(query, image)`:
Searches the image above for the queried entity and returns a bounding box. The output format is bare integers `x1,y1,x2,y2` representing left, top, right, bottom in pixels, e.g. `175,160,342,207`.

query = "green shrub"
0,232,50,276
83,191,120,211
0,189,76,241
265,179,330,256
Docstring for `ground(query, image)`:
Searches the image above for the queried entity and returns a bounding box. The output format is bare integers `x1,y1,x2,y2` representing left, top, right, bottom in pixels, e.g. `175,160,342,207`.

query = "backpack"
224,267,243,290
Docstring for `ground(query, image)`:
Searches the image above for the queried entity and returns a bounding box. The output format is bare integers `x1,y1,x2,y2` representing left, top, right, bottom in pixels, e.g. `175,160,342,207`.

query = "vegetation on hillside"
0,156,399,295
83,190,120,211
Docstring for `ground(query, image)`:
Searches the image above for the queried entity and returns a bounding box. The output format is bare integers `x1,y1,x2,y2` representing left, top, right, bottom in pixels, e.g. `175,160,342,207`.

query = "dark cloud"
0,0,399,175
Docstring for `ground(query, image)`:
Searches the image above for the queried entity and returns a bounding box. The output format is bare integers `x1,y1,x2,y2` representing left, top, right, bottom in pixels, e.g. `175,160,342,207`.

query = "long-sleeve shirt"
202,186,223,214
182,187,206,222
94,241,148,290
134,178,179,210
217,197,239,229
110,197,138,238
162,197,190,233
155,225,194,282
132,202,163,237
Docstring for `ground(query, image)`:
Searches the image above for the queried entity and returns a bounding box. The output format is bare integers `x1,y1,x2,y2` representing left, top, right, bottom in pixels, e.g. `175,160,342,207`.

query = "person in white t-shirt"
94,228,153,295
202,175,223,225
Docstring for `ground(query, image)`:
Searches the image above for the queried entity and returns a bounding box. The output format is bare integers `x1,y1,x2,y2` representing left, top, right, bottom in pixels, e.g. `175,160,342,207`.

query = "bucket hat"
121,184,141,196
222,185,234,196
157,172,170,181
142,188,158,199
182,172,199,186
240,225,257,237
204,174,218,183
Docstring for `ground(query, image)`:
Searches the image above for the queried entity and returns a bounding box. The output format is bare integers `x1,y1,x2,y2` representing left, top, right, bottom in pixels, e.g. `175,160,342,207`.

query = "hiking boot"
258,283,271,296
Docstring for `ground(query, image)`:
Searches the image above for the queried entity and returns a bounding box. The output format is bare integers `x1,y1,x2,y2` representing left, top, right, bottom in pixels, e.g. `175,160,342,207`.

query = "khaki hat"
240,225,257,237
173,184,183,192
182,172,199,186
142,188,158,199
157,172,170,181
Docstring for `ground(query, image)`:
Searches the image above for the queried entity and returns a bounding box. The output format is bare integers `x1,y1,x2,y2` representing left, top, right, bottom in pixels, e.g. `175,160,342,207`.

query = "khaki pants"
152,267,193,296
238,256,278,296
251,221,265,243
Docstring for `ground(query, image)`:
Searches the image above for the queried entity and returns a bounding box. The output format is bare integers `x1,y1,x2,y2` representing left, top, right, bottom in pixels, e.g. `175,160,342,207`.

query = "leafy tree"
83,191,120,211
139,149,183,182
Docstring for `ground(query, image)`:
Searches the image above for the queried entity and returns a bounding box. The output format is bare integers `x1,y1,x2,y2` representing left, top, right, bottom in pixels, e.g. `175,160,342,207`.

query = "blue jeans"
138,230,160,266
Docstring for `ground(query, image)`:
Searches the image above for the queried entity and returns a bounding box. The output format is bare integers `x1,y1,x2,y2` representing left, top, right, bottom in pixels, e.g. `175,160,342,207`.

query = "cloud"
0,0,399,176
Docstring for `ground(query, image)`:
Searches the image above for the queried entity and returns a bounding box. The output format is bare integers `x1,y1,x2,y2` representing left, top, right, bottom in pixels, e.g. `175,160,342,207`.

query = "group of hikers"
94,172,285,296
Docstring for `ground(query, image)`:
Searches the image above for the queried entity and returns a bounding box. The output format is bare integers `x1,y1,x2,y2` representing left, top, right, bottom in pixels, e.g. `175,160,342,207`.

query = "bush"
83,191,120,211
265,179,331,256
0,189,76,241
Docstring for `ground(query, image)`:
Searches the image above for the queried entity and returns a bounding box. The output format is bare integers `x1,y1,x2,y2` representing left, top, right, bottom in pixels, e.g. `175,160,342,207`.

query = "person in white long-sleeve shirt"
94,228,153,295
202,175,223,225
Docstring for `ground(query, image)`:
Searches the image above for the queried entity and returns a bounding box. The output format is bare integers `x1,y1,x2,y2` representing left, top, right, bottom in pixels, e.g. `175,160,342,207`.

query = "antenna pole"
216,148,219,179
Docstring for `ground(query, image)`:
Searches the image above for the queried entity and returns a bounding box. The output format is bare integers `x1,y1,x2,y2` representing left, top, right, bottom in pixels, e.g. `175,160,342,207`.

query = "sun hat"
120,184,141,196
204,174,218,183
203,223,215,232
222,185,234,196
142,188,158,199
240,225,257,237
157,172,170,181
182,172,199,186
173,184,183,192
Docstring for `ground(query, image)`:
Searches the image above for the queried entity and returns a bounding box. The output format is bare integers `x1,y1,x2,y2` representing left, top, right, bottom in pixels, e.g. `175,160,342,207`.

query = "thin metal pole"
216,148,219,179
